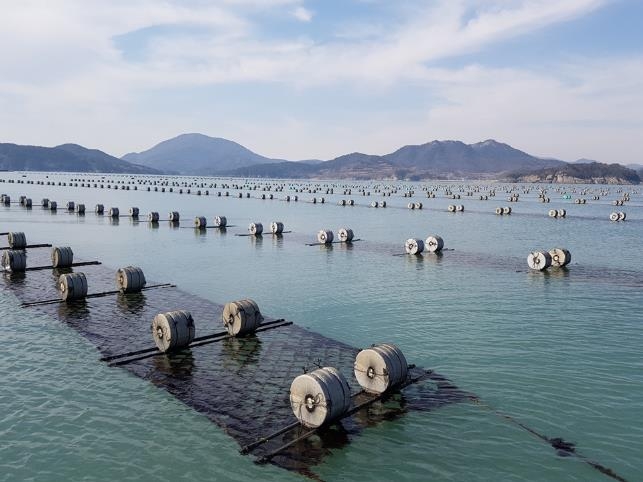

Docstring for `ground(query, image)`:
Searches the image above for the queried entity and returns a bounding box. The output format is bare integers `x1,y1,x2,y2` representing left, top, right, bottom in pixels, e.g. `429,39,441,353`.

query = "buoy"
405,238,424,255
116,266,147,293
317,229,334,244
151,311,195,353
66,201,75,211
425,235,444,253
49,201,57,211
549,248,571,268
169,211,180,222
548,209,558,218
51,246,73,268
41,198,49,208
214,216,227,227
415,202,423,209
338,227,354,243
129,207,139,218
557,209,566,218
59,272,88,301
456,204,464,212
25,198,32,208
148,212,159,222
447,205,456,212
502,206,512,215
76,204,85,214
249,222,263,235
7,232,26,249
618,212,626,221
527,251,553,271
95,204,104,215
371,201,379,208
289,367,351,428
270,221,284,234
609,212,619,221
108,207,119,218
2,250,26,272
495,207,503,215
194,216,207,228
354,343,409,394
407,202,415,210
222,299,263,336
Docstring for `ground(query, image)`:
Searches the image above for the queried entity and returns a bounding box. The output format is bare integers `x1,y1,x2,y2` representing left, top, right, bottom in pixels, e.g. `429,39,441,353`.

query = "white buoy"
549,248,571,268
194,216,207,228
7,232,26,249
51,246,73,268
148,212,160,222
116,266,147,293
222,299,263,336
169,211,180,222
59,272,88,301
289,367,351,428
548,209,558,218
527,251,553,271
354,343,408,394
317,229,334,244
405,238,424,255
249,222,263,235
338,227,354,243
152,310,195,353
425,235,444,253
270,221,284,234
609,212,619,221
2,250,26,272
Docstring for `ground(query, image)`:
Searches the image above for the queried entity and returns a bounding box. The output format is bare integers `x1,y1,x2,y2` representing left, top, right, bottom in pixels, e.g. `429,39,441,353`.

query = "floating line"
25,261,102,271
20,283,175,307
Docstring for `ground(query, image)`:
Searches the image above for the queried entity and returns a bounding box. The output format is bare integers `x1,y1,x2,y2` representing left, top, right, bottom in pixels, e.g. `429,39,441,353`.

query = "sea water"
1,172,641,481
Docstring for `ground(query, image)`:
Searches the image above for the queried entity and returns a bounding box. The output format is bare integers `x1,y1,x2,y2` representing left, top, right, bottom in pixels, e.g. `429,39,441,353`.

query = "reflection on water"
221,335,263,370
109,217,119,226
116,291,147,316
153,350,195,380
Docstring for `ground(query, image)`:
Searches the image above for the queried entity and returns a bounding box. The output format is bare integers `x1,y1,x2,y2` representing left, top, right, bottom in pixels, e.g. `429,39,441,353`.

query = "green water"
1,173,641,481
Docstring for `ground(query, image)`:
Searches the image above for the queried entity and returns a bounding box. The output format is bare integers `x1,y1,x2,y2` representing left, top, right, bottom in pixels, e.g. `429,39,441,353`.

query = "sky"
0,0,642,163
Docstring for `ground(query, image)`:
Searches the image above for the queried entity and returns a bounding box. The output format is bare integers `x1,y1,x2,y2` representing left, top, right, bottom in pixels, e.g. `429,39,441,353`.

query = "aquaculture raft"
2,244,465,474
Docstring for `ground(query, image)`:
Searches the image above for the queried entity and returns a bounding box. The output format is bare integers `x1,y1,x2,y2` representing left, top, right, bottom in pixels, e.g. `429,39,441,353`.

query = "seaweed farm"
1,172,642,481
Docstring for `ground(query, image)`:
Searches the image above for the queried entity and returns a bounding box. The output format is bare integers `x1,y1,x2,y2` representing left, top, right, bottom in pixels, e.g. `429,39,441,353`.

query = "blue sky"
0,0,642,163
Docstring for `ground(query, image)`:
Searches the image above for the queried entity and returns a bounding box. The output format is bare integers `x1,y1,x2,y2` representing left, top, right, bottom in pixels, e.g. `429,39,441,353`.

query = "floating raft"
2,246,468,475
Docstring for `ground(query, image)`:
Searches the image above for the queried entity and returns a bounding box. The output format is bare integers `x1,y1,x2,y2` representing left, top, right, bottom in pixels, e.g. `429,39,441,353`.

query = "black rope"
468,395,628,481
24,261,101,272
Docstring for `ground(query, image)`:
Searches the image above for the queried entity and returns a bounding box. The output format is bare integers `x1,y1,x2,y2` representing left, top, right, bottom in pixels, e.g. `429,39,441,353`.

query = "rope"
469,396,628,482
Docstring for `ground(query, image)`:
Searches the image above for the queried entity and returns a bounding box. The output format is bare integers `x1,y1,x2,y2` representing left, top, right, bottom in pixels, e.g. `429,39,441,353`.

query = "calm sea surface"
1,172,642,481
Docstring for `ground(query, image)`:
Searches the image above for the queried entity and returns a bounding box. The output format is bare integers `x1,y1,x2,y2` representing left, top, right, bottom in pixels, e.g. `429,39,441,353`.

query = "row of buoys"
574,198,587,204
495,206,512,215
316,227,354,244
404,235,444,254
447,204,464,212
57,266,146,300
548,209,567,218
289,343,408,428
527,247,571,271
408,202,423,210
370,201,387,208
609,212,626,222
152,298,263,352
337,199,355,206
613,200,625,206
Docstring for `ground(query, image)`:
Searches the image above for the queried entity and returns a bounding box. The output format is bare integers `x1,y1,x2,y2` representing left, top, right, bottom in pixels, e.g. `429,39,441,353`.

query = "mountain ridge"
0,142,160,174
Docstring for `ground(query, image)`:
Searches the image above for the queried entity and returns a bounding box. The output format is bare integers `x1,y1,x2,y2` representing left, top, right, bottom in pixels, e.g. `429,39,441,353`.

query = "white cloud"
2,0,640,164
292,6,313,22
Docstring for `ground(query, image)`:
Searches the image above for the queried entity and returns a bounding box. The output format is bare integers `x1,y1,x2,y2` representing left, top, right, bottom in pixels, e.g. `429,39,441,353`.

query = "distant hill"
503,162,640,185
227,139,565,180
0,143,160,174
122,133,282,175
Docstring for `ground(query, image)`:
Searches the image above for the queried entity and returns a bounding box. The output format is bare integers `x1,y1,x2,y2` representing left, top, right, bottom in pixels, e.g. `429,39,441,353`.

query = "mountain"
0,143,161,174
226,139,565,180
503,162,640,185
122,133,282,175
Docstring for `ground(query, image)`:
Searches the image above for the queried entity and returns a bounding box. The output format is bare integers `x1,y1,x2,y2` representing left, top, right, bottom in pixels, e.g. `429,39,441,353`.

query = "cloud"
292,6,313,22
2,0,640,164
